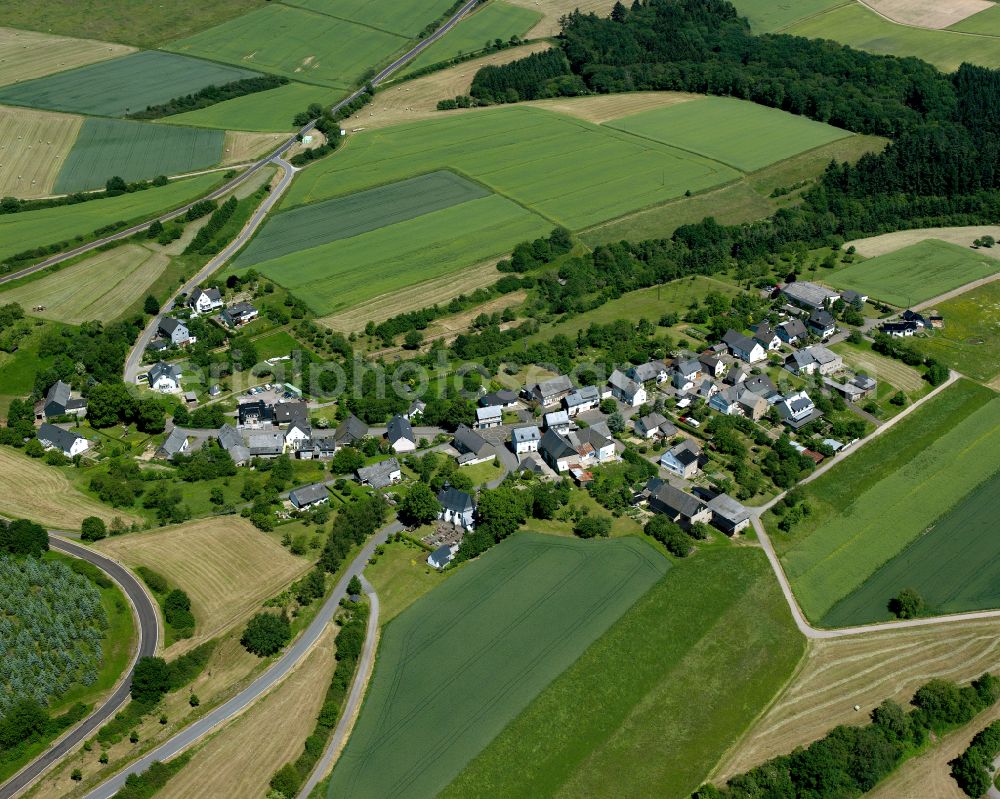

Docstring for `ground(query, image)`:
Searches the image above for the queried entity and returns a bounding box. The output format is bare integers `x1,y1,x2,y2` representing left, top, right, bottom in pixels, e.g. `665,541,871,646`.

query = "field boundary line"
913,270,1000,311
853,0,1000,37
276,1,412,39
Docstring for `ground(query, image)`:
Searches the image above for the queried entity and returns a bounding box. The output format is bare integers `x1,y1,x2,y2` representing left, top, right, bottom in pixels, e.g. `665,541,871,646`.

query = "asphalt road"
0,536,159,799
81,521,400,799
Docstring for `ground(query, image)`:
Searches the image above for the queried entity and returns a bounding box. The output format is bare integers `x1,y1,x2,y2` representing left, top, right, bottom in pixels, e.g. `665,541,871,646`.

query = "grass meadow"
167,4,407,89
0,50,259,117
0,27,134,86
232,193,549,315
823,469,1000,626
828,239,998,307
786,4,1000,71
951,4,1000,34
283,0,458,37
440,547,804,799
402,1,543,74
366,537,452,624
772,380,1000,623
236,171,489,268
607,95,850,172
162,81,341,132
728,0,845,32
0,172,218,262
0,104,82,197
0,245,167,324
916,280,1000,383
54,118,224,192
284,106,742,229
325,534,668,799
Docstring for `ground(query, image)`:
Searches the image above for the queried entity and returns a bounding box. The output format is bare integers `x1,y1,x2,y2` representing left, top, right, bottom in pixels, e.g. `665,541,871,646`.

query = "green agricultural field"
167,4,407,89
162,81,341,132
237,171,488,268
0,172,219,262
230,193,549,315
916,280,1000,383
326,534,668,799
823,469,1000,626
440,547,804,799
283,0,457,37
786,4,1000,71
773,381,1000,623
402,1,543,74
951,4,1000,34
607,96,850,172
54,118,224,192
728,0,846,32
0,245,167,325
285,106,741,229
828,239,999,307
0,51,259,117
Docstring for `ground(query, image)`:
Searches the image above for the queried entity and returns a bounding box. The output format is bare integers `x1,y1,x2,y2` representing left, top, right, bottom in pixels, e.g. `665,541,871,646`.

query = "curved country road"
80,522,400,799
0,536,159,799
0,0,481,289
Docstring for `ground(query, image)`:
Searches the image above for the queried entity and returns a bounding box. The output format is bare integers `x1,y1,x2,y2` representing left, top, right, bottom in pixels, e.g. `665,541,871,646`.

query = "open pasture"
402,1,543,75
0,105,82,198
828,238,998,307
823,468,1000,626
283,0,457,37
95,517,310,641
284,106,741,230
237,170,488,268
167,4,407,89
607,95,851,172
916,279,1000,382
864,0,993,29
786,3,1000,70
441,547,803,799
162,81,342,132
0,172,218,262
0,27,133,87
234,193,549,315
0,50,260,117
0,245,166,324
326,534,667,799
0,448,140,529
773,380,1000,623
728,0,846,32
952,3,1000,33
54,118,224,193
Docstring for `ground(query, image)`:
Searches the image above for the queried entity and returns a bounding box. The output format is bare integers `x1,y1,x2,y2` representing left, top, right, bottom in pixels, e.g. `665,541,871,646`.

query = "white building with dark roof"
386,415,416,453
289,483,329,509
511,425,541,455
608,369,646,407
438,486,475,530
475,405,502,430
36,423,89,457
190,287,223,314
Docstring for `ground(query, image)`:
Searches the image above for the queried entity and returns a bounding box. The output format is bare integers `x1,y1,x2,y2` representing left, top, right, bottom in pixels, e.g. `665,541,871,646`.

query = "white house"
428,543,459,570
543,409,570,435
453,424,493,465
634,412,676,440
608,369,646,407
289,483,329,510
157,428,190,459
788,345,843,377
722,330,766,364
563,385,600,417
386,415,416,453
158,317,193,347
357,458,402,489
148,362,182,392
511,425,541,455
222,302,258,327
660,439,701,479
475,405,502,429
36,423,89,458
438,486,475,530
777,319,808,345
284,423,311,453
752,322,782,351
190,287,223,315
540,427,615,473
628,360,669,384
777,391,821,429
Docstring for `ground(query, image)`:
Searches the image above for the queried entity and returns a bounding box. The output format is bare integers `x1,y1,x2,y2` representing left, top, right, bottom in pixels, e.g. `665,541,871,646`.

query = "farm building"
38,380,87,419
357,458,401,489
36,423,89,457
707,493,751,534
289,483,329,509
781,281,839,310
248,430,284,458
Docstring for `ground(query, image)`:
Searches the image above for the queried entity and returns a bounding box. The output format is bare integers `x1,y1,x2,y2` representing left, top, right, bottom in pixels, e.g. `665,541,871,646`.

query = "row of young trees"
126,76,288,120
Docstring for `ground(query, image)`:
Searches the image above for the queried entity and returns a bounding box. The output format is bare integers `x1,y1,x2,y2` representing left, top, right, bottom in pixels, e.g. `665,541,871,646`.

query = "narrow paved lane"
0,536,158,799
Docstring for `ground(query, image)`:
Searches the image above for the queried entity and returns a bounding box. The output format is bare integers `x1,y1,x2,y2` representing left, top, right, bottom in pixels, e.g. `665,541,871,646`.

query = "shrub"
80,516,107,542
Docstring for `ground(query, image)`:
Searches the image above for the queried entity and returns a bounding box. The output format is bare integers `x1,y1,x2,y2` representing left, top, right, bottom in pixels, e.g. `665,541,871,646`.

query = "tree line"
125,76,288,120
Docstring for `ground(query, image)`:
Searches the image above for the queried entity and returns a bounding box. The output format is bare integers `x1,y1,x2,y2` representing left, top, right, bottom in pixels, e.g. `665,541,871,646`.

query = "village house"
37,380,87,419
752,322,782,351
428,543,459,570
438,486,476,530
189,287,223,315
539,427,615,473
608,369,647,407
647,480,712,527
707,493,751,534
148,362,182,393
405,399,426,421
222,302,259,328
248,429,285,458
453,424,493,465
698,353,727,379
628,360,669,384
334,415,369,447
36,423,89,458
479,389,518,409
881,320,920,337
825,373,877,403
284,422,311,453
298,432,338,460
787,344,843,376
156,428,190,459
158,317,194,347
289,483,329,510
777,318,808,345
839,289,868,307
743,374,780,402
660,439,701,479
563,385,600,417
528,375,574,407
238,399,274,428
724,365,747,386
273,401,308,428
777,391,822,429
543,409,570,434
386,415,416,453
697,379,718,402
634,412,676,440
781,281,840,311
475,405,502,430
722,330,767,364
807,309,836,339
511,425,542,455
357,458,401,489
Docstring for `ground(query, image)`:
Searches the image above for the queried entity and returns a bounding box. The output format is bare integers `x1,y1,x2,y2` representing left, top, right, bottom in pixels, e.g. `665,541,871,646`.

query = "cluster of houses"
880,308,944,337
146,287,259,359
643,479,752,535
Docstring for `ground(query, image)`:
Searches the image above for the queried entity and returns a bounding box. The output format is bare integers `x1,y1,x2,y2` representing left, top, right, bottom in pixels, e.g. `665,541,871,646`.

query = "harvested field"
716,619,1000,781
916,279,1000,382
221,130,283,165
342,43,552,131
832,341,925,392
0,27,133,87
320,260,506,332
237,171,489,268
530,91,701,123
0,50,259,117
847,225,1000,259
505,0,618,37
0,245,166,324
54,118,224,193
861,0,992,29
0,104,82,198
0,448,140,529
158,624,337,799
94,517,310,641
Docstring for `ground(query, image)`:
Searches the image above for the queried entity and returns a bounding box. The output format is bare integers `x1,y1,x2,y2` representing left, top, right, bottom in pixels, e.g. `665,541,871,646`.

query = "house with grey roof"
635,412,675,440
539,428,578,473
428,543,459,570
647,481,711,527
222,302,258,328
707,493,751,534
386,415,416,453
289,483,329,509
777,318,808,345
825,373,877,403
628,360,669,385
511,425,541,455
357,458,401,489
298,432,338,460
39,380,87,419
217,424,250,466
540,427,615,473
777,391,822,429
189,287,223,315
752,322,781,351
543,409,570,434
563,385,600,417
148,362,182,392
479,389,518,408
248,429,284,458
660,439,701,479
158,317,193,347
405,399,426,421
698,353,726,379
334,414,368,446
722,329,766,364
475,405,502,429
608,369,646,407
36,423,89,457
781,281,839,311
273,401,309,428
438,486,475,530
528,375,574,407
157,428,190,459
788,344,842,377
807,309,836,338
839,289,868,306
743,374,779,401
